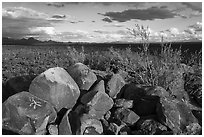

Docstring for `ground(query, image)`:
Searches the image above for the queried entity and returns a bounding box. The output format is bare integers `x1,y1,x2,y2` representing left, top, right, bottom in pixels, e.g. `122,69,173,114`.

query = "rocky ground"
2,63,202,135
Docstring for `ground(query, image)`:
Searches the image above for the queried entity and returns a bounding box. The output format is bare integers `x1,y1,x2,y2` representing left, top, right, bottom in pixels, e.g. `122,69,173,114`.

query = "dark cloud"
2,7,54,39
102,17,112,23
160,5,167,9
52,14,66,19
2,16,53,39
46,2,85,8
100,2,113,6
182,2,202,12
47,2,65,8
99,7,177,22
69,20,84,24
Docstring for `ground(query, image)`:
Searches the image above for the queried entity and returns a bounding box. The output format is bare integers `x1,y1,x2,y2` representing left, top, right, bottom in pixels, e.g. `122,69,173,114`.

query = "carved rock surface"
29,67,80,111
2,92,57,135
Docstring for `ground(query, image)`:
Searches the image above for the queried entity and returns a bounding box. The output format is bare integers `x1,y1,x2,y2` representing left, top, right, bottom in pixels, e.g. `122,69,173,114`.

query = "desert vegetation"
2,25,202,135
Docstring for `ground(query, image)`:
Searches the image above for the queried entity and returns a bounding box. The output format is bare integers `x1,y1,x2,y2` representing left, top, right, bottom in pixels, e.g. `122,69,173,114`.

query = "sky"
2,2,202,42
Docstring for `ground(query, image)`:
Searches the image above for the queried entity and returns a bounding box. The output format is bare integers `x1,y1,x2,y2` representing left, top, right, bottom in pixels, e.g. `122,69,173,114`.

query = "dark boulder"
58,109,72,135
135,118,167,135
192,110,202,126
123,83,146,100
3,75,37,102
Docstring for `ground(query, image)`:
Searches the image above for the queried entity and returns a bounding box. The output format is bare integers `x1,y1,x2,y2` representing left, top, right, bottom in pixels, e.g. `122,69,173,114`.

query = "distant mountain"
2,37,64,46
2,37,202,46
2,37,42,45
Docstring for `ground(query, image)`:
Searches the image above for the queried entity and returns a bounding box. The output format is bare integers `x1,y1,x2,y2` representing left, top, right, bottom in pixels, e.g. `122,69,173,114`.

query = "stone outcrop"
29,67,80,112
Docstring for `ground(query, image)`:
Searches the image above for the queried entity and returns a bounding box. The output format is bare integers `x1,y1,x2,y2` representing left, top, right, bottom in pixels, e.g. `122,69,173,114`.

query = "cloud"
182,2,202,12
52,14,66,19
2,7,55,39
92,29,133,42
188,22,202,32
99,7,177,22
104,24,124,28
165,27,180,36
29,27,56,35
2,7,48,19
184,22,202,35
47,2,65,8
68,20,84,24
2,7,81,40
102,17,112,23
184,28,195,35
54,31,93,42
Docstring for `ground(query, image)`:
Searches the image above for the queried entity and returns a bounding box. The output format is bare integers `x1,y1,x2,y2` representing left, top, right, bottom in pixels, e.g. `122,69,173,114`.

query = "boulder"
186,123,202,135
114,99,133,108
119,126,131,135
106,74,126,98
135,118,167,135
104,111,111,121
145,86,170,98
80,80,105,105
114,108,140,126
80,117,103,135
184,73,202,107
29,67,80,112
123,84,169,99
3,75,37,102
81,80,114,119
123,83,147,100
133,96,159,116
105,122,124,135
92,69,111,80
2,92,57,135
123,84,160,116
192,110,202,126
47,124,58,135
68,111,81,135
167,69,189,101
59,109,72,135
67,63,97,90
83,127,101,135
156,97,201,134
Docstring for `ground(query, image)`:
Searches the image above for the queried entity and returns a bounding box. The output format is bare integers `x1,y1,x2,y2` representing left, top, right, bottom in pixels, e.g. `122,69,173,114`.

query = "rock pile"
2,63,202,135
